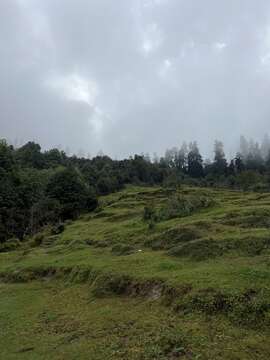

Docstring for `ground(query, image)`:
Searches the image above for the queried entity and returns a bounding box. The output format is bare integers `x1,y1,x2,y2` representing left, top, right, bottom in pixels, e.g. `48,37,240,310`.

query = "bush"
46,167,98,220
51,223,65,235
32,233,45,246
143,204,156,221
158,194,215,221
111,243,135,256
91,273,132,297
0,237,20,252
145,226,202,250
168,238,224,260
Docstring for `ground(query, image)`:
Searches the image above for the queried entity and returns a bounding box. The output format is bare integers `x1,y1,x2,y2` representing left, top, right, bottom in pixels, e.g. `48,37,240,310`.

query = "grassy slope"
1,185,270,359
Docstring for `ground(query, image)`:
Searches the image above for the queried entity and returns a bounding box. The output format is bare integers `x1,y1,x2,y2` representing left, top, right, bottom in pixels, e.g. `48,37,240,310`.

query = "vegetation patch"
111,243,135,256
145,226,203,250
174,287,270,327
168,238,224,260
168,235,270,260
143,194,216,225
0,238,21,253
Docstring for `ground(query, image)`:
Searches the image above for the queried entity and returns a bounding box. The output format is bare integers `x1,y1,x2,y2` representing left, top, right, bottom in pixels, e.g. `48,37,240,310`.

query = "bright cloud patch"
45,72,107,137
45,73,98,106
159,58,173,78
141,23,163,55
214,42,227,51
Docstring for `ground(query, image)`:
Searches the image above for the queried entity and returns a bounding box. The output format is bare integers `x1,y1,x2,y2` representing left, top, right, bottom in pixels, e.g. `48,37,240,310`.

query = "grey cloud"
1,0,270,158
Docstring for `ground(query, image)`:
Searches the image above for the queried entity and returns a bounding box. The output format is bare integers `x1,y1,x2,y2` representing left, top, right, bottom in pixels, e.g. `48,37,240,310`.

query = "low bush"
0,237,20,252
91,273,132,297
168,238,223,260
145,226,202,250
51,223,65,235
32,233,45,246
143,194,215,225
111,243,135,256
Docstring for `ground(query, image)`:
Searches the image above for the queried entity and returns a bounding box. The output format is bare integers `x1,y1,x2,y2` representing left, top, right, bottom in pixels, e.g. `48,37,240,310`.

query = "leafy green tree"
16,142,45,169
46,167,97,219
44,148,66,168
187,142,204,178
0,139,15,171
175,142,188,172
30,197,61,234
235,154,245,173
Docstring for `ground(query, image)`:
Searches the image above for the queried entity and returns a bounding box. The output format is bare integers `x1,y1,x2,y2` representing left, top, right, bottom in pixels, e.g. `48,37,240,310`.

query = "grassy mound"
2,185,270,359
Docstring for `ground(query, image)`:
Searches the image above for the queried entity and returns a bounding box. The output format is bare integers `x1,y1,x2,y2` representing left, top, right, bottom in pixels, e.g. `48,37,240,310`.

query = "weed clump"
51,223,65,235
143,194,215,225
145,330,189,359
111,243,135,256
168,238,223,260
159,194,215,221
145,226,202,250
31,233,45,246
91,274,132,297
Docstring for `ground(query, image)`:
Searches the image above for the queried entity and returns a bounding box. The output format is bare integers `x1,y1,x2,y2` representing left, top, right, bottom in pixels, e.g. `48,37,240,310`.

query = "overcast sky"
1,0,270,158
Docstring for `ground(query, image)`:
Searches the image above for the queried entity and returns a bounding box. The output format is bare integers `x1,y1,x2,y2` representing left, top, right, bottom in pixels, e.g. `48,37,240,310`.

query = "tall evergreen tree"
187,142,204,178
213,140,227,175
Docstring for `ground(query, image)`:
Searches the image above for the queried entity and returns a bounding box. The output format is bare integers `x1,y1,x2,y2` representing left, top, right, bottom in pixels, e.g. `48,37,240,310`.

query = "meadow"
1,185,270,359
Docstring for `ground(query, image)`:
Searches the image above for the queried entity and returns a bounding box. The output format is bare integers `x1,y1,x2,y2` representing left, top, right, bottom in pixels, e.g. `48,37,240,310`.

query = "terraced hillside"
1,185,270,359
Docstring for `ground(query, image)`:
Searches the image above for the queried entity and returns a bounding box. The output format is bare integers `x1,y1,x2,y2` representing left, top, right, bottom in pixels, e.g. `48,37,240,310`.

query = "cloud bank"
1,0,270,158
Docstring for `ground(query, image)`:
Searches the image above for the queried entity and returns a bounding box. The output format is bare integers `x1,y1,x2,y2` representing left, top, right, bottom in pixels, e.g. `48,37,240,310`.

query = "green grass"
2,185,270,358
1,282,270,360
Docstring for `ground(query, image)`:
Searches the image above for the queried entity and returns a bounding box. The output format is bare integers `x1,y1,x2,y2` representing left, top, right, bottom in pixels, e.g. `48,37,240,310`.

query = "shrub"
145,226,202,250
158,194,215,222
91,273,132,297
32,233,45,246
0,237,21,252
51,223,65,235
111,243,135,256
143,203,156,221
168,238,224,260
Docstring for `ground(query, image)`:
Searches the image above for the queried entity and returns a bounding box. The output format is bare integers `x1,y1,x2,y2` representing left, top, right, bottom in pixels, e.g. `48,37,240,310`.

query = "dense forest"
1,135,270,245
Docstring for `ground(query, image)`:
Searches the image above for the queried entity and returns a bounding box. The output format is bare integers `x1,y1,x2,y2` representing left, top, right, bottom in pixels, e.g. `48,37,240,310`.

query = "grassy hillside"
1,185,270,359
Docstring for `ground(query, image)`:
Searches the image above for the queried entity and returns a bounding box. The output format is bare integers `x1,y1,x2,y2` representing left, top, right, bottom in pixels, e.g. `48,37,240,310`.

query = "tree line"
1,135,270,245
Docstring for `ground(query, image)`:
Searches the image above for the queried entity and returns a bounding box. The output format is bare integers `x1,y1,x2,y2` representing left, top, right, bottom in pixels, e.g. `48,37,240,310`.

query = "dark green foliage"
159,195,214,220
2,134,270,245
15,142,45,169
43,148,66,168
31,233,45,247
51,223,65,235
143,203,156,221
187,142,204,178
30,197,61,233
0,237,20,252
91,273,132,297
0,139,15,171
46,167,98,219
145,194,215,225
